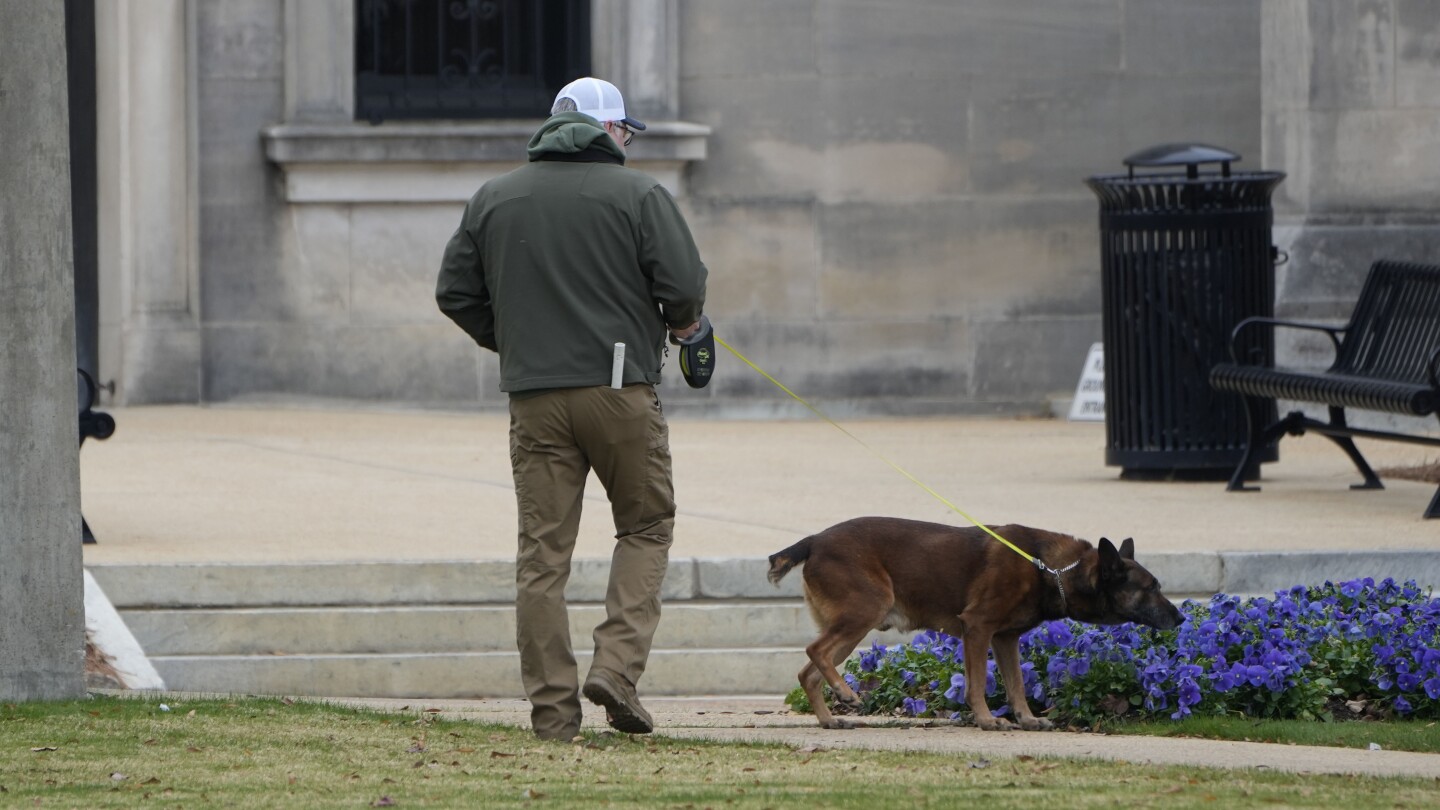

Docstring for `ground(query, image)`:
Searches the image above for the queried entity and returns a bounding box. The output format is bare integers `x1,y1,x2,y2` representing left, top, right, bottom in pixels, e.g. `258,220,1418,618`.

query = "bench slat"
1210,365,1436,416
1335,260,1440,384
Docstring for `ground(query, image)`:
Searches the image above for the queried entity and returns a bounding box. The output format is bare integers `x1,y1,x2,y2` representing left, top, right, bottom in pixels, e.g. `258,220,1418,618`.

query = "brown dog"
768,517,1185,730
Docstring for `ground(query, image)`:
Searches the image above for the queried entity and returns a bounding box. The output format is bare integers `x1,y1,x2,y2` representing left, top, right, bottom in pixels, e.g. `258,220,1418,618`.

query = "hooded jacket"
436,112,708,393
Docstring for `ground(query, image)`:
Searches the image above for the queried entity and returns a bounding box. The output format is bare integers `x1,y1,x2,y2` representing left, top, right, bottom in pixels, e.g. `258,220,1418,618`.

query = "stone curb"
88,551,1440,608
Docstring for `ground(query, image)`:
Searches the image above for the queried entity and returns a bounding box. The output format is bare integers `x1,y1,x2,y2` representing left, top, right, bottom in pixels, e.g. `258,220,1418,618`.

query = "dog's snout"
1155,601,1185,630
1135,597,1185,631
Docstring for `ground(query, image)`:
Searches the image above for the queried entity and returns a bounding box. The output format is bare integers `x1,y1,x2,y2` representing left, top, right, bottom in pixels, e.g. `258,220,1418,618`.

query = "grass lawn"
1,695,1436,809
1117,714,1440,754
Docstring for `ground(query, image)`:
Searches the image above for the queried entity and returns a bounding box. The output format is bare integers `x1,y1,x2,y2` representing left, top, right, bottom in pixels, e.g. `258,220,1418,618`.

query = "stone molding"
261,120,711,203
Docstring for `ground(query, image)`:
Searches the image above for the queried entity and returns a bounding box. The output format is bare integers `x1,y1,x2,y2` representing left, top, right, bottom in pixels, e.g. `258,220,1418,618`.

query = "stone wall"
102,0,1269,413
1264,0,1440,323
672,0,1263,414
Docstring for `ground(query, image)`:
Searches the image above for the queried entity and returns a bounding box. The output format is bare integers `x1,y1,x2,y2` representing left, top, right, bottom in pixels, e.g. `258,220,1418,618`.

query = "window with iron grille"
355,0,590,123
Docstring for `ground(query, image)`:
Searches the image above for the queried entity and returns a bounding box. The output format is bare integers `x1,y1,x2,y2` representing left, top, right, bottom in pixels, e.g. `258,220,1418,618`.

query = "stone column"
0,0,87,701
1263,0,1440,318
593,0,680,121
285,0,354,123
95,0,201,403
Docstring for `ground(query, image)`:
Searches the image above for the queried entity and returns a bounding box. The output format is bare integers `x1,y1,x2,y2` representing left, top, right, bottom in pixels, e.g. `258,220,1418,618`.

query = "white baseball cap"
553,77,646,131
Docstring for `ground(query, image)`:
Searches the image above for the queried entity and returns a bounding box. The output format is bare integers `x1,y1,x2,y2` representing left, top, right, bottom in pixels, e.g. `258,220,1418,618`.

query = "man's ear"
1098,537,1125,583
1120,537,1135,560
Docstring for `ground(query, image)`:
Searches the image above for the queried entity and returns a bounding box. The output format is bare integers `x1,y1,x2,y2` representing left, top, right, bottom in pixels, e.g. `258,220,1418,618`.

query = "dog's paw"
1019,717,1055,731
820,717,860,730
975,716,1018,732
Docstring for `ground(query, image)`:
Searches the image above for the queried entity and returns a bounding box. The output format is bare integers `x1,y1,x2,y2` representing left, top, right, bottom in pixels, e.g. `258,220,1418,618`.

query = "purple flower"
859,651,879,672
841,577,1440,726
944,673,966,704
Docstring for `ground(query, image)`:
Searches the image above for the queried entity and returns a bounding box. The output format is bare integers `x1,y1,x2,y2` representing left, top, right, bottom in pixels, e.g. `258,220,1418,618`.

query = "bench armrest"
1227,316,1345,365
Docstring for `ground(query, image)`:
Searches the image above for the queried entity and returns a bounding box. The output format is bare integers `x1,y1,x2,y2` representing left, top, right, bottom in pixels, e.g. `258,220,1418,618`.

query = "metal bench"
78,368,115,543
1209,259,1440,518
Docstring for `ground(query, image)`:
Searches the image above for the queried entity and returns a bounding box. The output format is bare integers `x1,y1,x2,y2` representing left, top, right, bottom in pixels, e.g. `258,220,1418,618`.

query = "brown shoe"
582,670,653,734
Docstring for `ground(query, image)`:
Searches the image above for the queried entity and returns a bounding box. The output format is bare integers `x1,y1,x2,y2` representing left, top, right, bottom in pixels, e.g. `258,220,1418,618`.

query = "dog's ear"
1098,537,1126,583
1119,537,1135,560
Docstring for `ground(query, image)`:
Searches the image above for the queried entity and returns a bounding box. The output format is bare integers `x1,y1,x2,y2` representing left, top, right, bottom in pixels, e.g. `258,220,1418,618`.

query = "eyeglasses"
610,121,634,147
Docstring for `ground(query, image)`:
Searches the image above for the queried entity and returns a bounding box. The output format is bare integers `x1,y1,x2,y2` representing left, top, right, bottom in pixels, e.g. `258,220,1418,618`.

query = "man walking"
437,77,707,741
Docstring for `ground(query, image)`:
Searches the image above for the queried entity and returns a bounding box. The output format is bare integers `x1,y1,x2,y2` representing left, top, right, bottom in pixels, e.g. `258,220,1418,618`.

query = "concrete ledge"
261,121,711,163
151,648,808,699
1216,550,1440,597
90,551,1440,612
261,120,712,202
1135,552,1224,597
123,600,899,657
88,560,696,608
696,558,803,598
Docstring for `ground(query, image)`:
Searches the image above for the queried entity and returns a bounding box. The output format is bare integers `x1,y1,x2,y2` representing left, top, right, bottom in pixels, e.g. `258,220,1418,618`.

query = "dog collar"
1036,559,1081,615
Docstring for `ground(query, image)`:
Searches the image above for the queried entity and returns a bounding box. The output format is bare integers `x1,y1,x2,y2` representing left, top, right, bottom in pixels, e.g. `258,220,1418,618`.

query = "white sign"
1067,342,1105,422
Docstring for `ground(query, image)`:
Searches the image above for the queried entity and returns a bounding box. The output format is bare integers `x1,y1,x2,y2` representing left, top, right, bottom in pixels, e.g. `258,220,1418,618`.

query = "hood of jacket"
526,112,627,164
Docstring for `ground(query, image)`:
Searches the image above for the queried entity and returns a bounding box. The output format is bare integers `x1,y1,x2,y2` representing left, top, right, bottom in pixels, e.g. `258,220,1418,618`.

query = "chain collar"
1034,558,1081,616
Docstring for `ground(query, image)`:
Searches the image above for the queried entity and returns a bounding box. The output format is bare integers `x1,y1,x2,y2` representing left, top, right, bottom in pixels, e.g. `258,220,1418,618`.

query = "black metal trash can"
1085,144,1285,480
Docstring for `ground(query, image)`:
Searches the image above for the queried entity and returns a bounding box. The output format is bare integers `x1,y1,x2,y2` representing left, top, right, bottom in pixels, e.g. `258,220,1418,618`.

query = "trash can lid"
1124,143,1239,179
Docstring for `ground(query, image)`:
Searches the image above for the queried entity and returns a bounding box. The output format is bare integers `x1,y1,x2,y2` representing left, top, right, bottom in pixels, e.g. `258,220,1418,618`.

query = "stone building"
82,1,1440,415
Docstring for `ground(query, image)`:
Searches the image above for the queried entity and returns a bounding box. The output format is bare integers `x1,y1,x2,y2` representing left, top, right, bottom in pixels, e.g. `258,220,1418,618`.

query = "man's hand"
670,321,701,341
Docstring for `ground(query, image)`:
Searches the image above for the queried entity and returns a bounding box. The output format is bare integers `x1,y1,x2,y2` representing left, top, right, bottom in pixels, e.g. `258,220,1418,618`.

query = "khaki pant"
508,384,675,738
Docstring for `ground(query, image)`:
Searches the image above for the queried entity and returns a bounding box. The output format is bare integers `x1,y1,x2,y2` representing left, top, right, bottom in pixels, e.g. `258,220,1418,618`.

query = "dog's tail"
767,536,815,586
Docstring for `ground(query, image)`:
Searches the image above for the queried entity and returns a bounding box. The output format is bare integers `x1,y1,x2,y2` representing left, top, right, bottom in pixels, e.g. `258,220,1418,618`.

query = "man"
436,77,707,741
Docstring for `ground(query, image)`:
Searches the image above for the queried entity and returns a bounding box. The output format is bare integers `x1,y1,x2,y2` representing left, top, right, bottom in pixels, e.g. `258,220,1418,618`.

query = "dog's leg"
802,621,875,729
797,660,845,729
993,632,1052,731
962,628,1015,731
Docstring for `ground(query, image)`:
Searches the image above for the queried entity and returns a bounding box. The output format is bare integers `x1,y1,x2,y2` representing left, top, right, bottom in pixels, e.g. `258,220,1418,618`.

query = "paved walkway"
79,404,1438,565
336,696,1440,779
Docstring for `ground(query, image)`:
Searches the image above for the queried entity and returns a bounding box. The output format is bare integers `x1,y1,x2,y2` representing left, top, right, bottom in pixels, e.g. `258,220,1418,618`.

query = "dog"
768,517,1185,731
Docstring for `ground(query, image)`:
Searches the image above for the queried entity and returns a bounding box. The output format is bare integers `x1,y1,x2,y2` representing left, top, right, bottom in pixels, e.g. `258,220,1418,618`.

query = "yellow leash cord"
714,334,1072,578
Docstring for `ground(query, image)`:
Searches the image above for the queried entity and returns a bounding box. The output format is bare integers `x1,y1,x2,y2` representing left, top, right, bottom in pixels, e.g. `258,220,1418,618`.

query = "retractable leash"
711,332,1080,605
671,315,716,388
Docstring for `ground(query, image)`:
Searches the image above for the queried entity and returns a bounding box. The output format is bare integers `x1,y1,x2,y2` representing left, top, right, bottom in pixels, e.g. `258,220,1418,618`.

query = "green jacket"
436,112,708,393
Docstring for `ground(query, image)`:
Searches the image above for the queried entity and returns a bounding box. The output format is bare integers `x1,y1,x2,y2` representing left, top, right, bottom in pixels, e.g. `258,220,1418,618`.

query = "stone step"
122,601,912,656
103,549,1436,699
87,552,1440,611
149,647,817,699
93,550,1391,611
86,558,802,608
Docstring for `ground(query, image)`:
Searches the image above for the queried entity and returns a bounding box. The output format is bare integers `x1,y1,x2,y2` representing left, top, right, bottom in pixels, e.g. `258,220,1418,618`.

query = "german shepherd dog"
768,517,1185,730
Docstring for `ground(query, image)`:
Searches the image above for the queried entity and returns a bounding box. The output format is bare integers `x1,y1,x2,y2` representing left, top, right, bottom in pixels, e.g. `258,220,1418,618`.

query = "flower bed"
785,578,1440,725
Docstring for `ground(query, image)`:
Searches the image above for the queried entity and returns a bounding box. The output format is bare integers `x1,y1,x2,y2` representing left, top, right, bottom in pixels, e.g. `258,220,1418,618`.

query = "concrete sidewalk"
335,695,1440,779
80,403,1437,569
